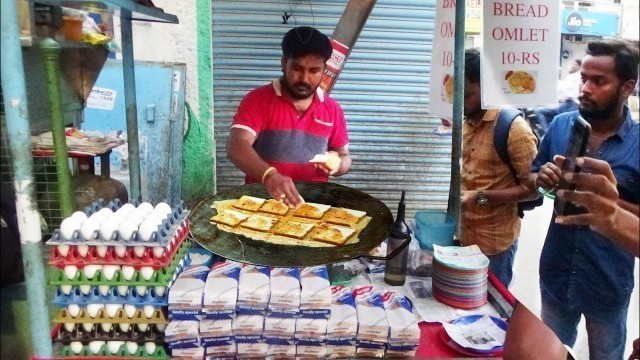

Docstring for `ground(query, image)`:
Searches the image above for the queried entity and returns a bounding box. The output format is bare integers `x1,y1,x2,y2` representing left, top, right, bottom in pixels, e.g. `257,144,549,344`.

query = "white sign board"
86,87,117,110
428,0,457,120
481,1,561,108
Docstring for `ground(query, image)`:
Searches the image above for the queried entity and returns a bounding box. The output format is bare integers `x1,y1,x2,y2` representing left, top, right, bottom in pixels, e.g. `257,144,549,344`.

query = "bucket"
414,210,456,251
61,16,83,41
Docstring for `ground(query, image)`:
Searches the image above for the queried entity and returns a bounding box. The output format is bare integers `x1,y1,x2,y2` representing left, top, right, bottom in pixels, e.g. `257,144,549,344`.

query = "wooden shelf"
28,0,178,24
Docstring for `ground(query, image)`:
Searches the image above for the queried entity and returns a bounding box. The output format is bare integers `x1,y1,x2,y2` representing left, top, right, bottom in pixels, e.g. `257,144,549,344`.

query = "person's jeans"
487,239,518,288
541,288,629,360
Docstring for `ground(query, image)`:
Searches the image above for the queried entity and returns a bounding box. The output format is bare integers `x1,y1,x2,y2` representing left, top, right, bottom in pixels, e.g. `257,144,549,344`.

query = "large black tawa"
188,181,394,267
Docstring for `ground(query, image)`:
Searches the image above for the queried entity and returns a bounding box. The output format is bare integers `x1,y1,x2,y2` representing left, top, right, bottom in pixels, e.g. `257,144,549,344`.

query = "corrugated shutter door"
212,0,451,216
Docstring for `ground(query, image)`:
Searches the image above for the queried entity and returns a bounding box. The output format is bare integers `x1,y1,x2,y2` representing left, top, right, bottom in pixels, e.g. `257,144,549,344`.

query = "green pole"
39,38,75,218
1,0,52,356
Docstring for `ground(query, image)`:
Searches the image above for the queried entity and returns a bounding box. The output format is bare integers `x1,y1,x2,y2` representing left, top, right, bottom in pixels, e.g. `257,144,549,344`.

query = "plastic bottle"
384,190,411,286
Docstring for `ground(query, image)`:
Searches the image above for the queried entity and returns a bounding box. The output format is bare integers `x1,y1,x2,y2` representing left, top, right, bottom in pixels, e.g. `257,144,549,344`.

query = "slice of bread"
210,209,250,227
293,202,331,219
240,214,279,232
272,221,315,239
323,207,367,226
309,152,341,171
233,195,266,212
259,199,289,216
311,223,356,246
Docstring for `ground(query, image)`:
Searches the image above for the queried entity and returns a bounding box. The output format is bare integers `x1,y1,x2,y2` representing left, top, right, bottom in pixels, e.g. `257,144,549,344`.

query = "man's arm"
227,128,303,207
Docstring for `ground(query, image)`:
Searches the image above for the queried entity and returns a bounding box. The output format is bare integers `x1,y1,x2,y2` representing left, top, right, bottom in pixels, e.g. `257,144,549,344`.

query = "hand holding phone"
554,116,591,216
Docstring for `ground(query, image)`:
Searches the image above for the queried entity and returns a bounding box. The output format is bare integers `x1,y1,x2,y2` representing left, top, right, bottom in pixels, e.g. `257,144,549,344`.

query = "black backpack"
493,108,544,218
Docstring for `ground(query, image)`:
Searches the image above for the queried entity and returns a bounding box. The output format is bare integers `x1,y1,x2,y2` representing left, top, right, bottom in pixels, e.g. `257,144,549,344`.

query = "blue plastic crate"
414,210,456,251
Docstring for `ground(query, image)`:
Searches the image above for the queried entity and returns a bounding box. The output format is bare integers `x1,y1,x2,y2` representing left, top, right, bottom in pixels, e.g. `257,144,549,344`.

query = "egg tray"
56,343,169,359
49,235,190,270
49,243,190,287
46,211,189,248
53,306,168,325
52,284,169,307
54,322,165,344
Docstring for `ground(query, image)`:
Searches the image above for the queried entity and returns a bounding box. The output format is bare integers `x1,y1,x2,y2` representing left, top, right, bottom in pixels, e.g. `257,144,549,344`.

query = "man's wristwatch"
475,190,488,206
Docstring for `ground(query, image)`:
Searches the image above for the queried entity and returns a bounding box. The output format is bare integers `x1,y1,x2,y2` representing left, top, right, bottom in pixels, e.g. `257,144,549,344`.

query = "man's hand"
461,190,477,209
534,155,565,192
263,171,304,208
554,157,620,233
310,151,341,176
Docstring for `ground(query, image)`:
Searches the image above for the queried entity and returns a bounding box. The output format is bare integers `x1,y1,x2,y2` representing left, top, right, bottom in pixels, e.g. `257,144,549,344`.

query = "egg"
83,265,101,280
102,265,120,281
67,304,80,318
89,341,105,355
63,322,75,332
117,285,128,297
140,267,154,281
60,217,81,241
152,246,165,259
77,244,90,257
119,203,136,213
105,304,121,318
124,304,137,318
131,209,147,221
117,219,138,242
100,322,112,332
118,323,130,332
79,285,91,295
60,285,72,295
144,342,156,355
155,286,166,297
70,211,88,224
137,219,159,242
154,202,172,216
156,323,166,332
57,244,70,257
122,266,136,281
136,286,147,296
133,245,146,257
107,341,124,355
97,207,114,218
136,202,153,214
126,342,138,355
99,218,119,241
114,245,127,258
82,322,93,332
64,265,78,280
80,218,100,241
96,245,108,258
143,305,155,319
138,323,149,332
70,341,83,355
86,303,103,318
99,285,110,297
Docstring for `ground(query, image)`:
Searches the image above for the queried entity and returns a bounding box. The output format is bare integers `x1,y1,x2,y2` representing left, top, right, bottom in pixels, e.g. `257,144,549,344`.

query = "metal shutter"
212,0,450,217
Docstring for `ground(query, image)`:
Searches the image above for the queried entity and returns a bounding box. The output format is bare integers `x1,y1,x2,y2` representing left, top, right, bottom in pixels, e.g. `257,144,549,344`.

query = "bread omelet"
210,197,372,247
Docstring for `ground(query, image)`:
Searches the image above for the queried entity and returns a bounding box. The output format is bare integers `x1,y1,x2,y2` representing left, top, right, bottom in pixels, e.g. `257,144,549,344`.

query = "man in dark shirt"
532,39,639,360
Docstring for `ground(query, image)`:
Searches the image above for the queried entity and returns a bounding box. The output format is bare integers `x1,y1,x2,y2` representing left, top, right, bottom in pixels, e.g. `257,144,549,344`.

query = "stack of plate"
432,248,489,309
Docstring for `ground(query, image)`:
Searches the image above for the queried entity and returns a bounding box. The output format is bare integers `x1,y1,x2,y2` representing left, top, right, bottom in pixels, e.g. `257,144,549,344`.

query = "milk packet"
326,341,357,359
299,266,331,318
268,267,300,317
382,290,420,356
296,339,327,358
265,338,297,358
171,345,204,359
232,314,264,336
236,264,270,315
200,318,233,347
326,286,358,344
295,317,327,342
235,335,267,359
165,320,201,349
353,285,388,354
203,260,242,319
168,265,209,320
205,342,236,360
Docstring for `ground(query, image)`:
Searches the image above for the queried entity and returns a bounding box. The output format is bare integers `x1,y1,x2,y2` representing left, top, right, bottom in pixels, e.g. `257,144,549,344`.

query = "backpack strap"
493,108,524,179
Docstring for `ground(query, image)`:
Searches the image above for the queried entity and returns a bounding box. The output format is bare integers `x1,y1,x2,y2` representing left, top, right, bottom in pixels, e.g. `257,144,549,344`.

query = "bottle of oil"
384,190,411,286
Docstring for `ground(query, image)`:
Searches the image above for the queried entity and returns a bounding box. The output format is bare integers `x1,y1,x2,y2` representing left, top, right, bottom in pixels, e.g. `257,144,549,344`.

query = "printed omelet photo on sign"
503,70,536,94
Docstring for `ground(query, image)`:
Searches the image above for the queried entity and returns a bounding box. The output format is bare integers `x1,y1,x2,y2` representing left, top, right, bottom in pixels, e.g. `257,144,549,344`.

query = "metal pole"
120,10,142,202
448,1,466,234
1,0,52,357
40,38,75,218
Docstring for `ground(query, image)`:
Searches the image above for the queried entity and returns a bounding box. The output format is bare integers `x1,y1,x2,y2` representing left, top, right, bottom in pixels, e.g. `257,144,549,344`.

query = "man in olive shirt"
460,49,539,288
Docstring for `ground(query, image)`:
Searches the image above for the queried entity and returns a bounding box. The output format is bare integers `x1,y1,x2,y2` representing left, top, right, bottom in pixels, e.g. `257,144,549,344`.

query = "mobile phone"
554,116,591,216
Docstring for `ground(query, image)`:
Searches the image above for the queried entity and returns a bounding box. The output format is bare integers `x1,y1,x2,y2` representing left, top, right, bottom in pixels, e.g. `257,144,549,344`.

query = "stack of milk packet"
263,267,302,358
295,266,332,358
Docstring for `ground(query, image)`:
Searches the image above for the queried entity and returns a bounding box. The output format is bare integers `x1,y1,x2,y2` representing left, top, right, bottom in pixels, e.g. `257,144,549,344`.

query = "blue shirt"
531,109,639,310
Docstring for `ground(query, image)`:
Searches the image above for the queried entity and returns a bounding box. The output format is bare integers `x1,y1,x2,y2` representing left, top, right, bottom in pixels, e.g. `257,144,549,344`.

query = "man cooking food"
227,26,352,209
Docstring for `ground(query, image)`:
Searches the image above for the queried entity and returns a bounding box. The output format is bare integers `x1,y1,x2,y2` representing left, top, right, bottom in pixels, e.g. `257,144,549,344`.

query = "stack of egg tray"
45,198,192,359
